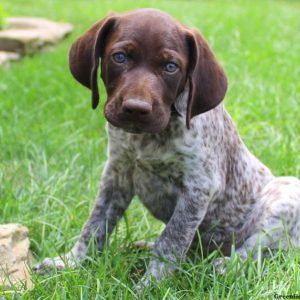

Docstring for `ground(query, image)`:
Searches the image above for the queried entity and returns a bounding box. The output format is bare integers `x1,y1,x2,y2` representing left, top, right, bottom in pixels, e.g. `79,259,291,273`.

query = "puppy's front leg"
35,162,133,272
139,190,209,287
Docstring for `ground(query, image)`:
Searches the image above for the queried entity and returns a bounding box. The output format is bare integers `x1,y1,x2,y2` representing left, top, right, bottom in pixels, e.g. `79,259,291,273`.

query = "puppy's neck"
173,83,189,117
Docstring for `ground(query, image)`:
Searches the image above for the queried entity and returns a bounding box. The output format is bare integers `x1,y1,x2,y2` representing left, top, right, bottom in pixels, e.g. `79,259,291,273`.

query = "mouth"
105,108,170,134
108,119,164,134
122,126,144,134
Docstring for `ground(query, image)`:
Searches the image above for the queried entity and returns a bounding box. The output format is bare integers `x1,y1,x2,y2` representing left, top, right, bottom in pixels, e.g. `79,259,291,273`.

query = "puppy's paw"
212,257,231,275
134,260,176,294
134,275,152,295
132,240,155,250
34,255,78,274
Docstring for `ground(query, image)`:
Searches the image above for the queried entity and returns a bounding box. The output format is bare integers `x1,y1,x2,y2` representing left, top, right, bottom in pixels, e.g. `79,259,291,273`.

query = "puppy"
36,9,300,287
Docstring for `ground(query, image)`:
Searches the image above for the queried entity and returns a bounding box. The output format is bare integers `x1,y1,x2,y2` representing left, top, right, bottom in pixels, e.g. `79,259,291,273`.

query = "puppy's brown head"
69,8,227,133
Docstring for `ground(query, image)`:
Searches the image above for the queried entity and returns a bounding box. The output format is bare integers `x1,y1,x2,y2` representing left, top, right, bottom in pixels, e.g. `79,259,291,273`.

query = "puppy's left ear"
185,29,227,128
69,15,117,109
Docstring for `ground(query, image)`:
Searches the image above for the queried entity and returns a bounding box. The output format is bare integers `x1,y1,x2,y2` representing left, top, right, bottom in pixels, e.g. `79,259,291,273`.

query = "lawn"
1,0,300,299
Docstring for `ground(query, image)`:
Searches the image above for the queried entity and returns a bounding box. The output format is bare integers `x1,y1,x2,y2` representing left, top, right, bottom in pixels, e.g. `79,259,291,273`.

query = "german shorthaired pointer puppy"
36,8,300,286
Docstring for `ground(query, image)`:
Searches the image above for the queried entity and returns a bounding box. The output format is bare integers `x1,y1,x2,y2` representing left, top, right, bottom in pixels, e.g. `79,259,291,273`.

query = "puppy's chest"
121,132,200,194
127,135,199,221
130,137,189,181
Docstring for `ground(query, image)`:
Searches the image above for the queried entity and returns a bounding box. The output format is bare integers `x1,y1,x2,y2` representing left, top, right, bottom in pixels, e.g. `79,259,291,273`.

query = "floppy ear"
185,29,227,128
69,15,117,109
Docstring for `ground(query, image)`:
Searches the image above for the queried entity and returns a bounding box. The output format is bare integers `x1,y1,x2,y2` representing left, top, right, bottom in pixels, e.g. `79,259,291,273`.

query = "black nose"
122,99,152,116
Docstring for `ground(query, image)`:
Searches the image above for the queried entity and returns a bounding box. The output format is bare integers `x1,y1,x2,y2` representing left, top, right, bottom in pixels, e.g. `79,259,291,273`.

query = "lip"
105,108,170,134
108,120,163,134
120,124,146,134
106,117,145,133
123,126,144,134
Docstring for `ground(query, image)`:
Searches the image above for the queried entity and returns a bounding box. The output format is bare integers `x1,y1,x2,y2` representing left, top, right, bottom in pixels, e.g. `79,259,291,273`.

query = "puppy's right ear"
69,15,117,109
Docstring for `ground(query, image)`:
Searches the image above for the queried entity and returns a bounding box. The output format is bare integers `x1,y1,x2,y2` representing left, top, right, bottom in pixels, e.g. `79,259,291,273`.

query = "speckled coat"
36,89,300,284
35,9,300,286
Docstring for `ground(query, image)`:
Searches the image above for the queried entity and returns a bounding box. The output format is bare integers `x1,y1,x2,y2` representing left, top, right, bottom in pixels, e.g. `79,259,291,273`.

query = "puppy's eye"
112,52,127,64
164,62,178,73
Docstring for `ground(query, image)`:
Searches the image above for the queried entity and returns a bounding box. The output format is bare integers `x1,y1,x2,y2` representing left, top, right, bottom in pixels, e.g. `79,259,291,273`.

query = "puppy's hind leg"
214,177,300,274
238,177,300,255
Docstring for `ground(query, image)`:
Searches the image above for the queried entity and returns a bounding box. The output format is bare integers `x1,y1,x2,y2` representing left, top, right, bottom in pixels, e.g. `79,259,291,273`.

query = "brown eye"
112,52,127,64
164,62,178,73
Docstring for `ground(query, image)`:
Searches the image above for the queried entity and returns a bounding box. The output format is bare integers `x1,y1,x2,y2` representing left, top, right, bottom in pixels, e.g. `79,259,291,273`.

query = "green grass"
0,4,7,30
1,0,300,299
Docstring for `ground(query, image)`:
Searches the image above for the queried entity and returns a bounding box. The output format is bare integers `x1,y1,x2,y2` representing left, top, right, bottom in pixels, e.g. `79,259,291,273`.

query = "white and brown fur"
35,9,300,287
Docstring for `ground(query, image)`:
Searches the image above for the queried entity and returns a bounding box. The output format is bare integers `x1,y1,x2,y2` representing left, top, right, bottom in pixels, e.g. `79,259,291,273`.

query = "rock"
0,224,32,289
0,17,73,55
0,51,20,67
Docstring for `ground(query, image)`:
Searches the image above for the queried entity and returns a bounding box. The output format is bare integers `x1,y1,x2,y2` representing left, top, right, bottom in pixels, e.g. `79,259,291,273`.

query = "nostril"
124,107,133,114
122,99,152,116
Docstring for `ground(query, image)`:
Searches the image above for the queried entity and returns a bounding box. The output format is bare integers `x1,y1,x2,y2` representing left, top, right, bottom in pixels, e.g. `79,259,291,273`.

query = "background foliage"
0,4,8,29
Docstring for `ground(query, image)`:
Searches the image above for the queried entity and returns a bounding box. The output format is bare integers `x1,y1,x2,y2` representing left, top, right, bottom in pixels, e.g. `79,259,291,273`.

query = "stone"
0,224,32,289
0,51,20,67
0,17,73,55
